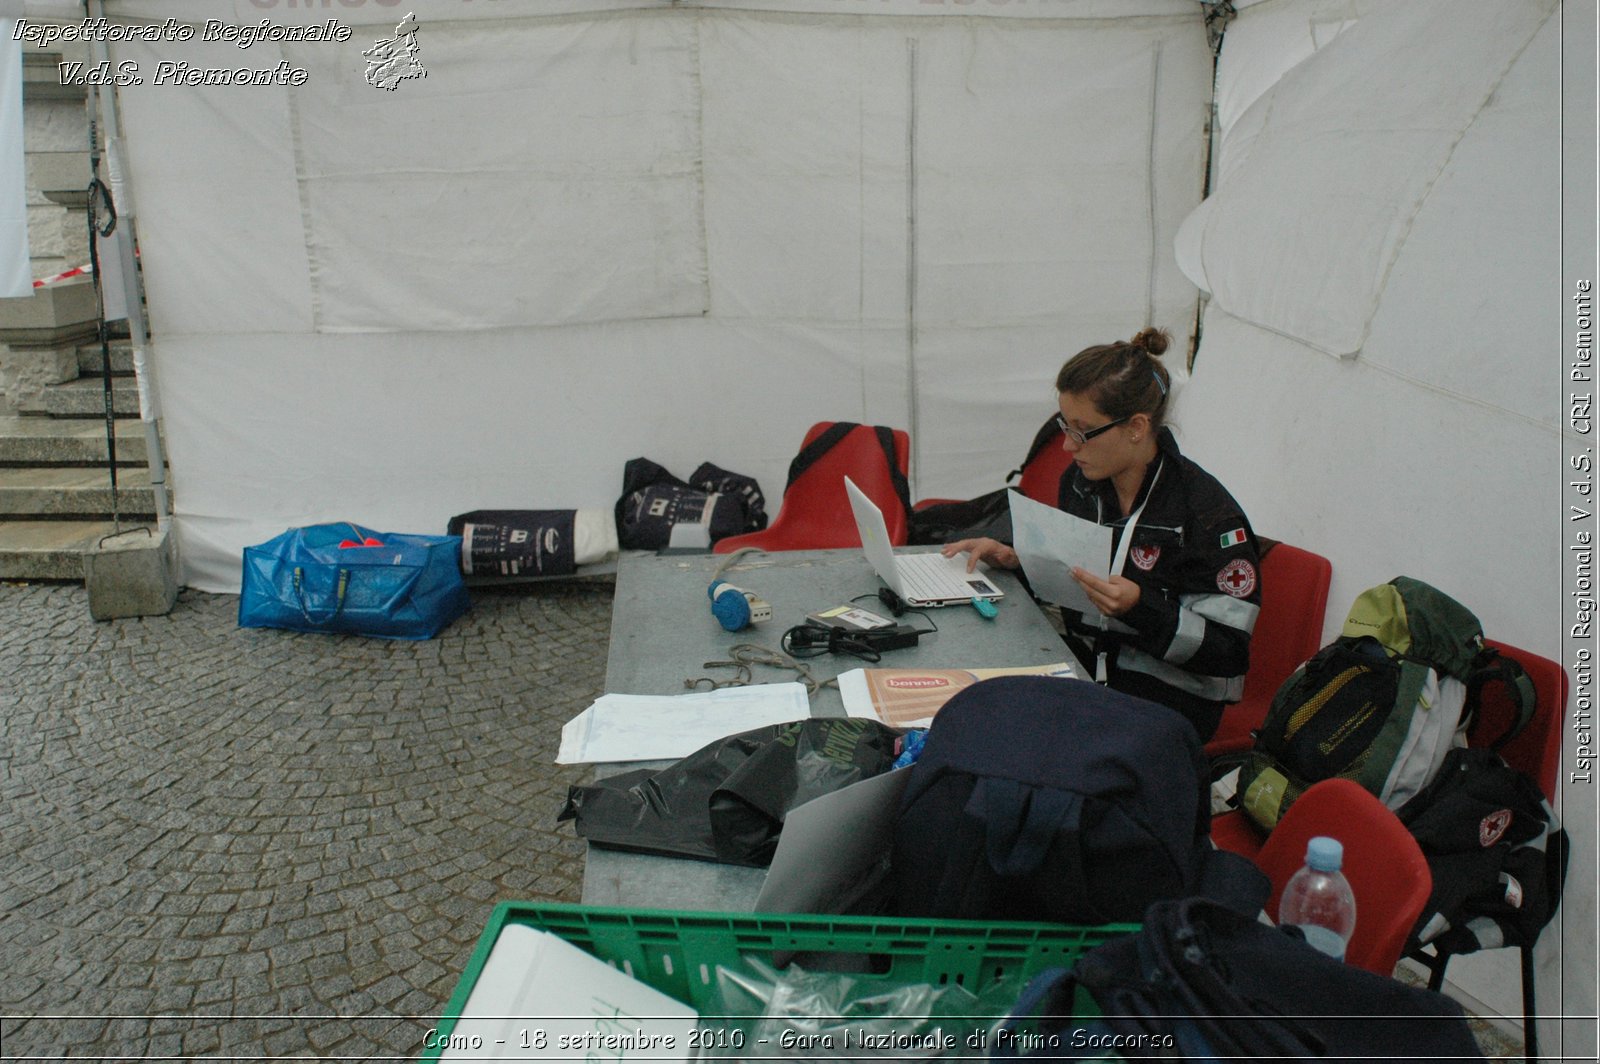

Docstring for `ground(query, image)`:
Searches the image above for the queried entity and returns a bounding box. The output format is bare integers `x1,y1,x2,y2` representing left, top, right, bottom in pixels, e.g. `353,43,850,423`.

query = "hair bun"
1130,327,1171,357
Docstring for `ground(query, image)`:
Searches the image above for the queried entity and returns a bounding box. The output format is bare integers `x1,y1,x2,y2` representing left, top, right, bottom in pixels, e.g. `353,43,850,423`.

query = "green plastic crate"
423,901,1135,1060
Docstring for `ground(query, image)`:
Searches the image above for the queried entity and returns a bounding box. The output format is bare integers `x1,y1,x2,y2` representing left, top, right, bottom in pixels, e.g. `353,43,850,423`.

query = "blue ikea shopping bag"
239,523,470,639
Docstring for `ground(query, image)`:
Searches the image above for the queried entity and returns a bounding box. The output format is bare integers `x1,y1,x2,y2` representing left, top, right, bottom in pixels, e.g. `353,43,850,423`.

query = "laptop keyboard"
898,552,997,602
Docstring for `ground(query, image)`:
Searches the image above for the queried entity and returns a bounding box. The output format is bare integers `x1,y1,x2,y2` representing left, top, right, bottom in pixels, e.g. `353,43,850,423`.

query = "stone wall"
0,44,95,415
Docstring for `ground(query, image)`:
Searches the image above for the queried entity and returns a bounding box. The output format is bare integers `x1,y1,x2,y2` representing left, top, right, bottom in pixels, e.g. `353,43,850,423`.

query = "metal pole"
85,0,170,531
905,36,919,501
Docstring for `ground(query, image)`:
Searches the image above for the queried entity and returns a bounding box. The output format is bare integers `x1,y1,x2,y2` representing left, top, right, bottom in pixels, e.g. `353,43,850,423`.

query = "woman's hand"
1071,568,1142,617
941,537,1019,572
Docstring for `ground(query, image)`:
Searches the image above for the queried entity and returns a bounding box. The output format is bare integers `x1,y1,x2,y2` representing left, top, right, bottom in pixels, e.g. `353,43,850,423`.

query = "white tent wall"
32,0,1590,1045
1175,0,1590,1047
93,1,1211,591
0,22,27,298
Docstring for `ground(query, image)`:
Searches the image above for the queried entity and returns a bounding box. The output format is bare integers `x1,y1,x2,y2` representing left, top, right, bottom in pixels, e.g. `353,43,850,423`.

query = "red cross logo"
1480,809,1513,848
1217,559,1257,598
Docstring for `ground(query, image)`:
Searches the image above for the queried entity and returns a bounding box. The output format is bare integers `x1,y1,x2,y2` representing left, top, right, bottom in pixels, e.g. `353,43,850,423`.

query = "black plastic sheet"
559,718,901,866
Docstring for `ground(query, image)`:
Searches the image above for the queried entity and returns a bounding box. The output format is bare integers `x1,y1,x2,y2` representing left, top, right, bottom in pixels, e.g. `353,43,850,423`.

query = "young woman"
943,328,1261,740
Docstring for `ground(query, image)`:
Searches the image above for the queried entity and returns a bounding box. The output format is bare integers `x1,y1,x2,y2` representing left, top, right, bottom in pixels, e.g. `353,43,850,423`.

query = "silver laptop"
844,476,1005,607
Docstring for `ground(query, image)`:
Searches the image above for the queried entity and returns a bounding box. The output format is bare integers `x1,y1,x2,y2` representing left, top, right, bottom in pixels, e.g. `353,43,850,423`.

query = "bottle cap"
1305,836,1344,872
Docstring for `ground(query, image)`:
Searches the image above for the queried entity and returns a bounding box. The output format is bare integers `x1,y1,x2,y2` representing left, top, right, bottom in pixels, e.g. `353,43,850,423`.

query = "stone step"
0,416,151,465
76,340,135,376
40,376,142,419
0,520,156,581
0,465,156,518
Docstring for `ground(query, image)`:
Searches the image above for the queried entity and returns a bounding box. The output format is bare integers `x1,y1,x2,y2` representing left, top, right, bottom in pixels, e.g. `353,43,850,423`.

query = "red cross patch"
1479,809,1513,848
1130,545,1161,571
1216,559,1256,598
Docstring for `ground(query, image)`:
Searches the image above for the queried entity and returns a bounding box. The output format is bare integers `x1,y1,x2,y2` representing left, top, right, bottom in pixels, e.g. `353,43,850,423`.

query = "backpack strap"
1464,651,1537,750
1007,415,1064,483
785,422,911,517
785,422,854,490
874,425,914,518
976,779,1076,876
971,779,1099,924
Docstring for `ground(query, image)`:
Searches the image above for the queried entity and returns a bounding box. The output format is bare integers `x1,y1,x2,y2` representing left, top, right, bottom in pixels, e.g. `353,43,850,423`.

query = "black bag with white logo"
447,509,577,577
1397,746,1568,957
688,462,768,534
615,458,763,550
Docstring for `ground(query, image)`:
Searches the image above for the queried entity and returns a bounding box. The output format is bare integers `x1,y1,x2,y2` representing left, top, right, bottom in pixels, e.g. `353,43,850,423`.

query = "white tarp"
1175,0,1558,358
0,20,28,298
1170,0,1581,1036
96,0,1211,591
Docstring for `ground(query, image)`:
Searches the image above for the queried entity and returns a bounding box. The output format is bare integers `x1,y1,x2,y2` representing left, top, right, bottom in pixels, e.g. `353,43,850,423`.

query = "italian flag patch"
1219,528,1247,548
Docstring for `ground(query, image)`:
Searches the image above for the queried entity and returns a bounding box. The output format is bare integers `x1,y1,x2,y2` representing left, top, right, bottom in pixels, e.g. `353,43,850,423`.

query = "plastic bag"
558,718,901,865
698,957,1027,1060
238,522,469,640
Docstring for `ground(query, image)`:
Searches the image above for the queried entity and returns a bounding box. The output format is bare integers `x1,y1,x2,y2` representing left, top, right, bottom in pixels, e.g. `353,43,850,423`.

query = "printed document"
1008,491,1113,617
837,664,1077,728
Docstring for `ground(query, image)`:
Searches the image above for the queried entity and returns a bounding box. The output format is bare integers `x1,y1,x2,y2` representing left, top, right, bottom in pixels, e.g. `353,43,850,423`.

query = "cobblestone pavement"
0,579,1529,1063
0,580,610,1061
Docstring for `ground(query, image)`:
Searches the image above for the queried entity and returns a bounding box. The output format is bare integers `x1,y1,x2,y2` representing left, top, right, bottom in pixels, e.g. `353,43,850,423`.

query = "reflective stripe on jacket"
1059,427,1261,716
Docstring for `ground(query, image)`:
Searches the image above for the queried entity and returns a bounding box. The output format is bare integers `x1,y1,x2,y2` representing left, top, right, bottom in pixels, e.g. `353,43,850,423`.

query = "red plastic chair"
1469,640,1565,798
1255,778,1433,977
1205,542,1333,758
1407,640,1567,1060
714,422,911,553
1015,423,1074,506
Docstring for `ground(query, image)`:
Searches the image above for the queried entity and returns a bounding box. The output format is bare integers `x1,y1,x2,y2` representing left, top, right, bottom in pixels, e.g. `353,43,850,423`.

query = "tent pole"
905,36,920,500
1191,2,1237,371
85,0,170,531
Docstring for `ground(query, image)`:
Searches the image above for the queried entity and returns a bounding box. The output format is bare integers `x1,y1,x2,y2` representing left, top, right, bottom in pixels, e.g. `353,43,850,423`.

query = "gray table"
579,547,1081,910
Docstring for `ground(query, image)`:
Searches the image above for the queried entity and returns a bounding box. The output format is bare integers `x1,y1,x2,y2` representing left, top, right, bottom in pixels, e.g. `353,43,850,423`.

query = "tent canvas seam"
690,13,711,318
1211,306,1560,436
1145,37,1161,328
1358,354,1562,438
282,41,324,335
1353,5,1559,354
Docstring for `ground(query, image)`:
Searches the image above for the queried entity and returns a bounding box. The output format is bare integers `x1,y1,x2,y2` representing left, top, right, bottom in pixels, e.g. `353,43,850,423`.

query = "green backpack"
1237,577,1535,833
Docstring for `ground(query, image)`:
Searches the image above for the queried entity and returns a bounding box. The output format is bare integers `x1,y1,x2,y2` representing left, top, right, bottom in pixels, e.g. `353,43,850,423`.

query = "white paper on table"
1008,491,1114,617
555,682,811,764
442,924,697,1061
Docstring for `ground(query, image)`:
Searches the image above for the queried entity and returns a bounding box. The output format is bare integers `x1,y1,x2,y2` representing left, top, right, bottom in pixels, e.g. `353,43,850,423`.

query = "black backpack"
994,897,1486,1062
906,415,1063,546
1397,746,1569,957
888,675,1263,924
1237,577,1534,832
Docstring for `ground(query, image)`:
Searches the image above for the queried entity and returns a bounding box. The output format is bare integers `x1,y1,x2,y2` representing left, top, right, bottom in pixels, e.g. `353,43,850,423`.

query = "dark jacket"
1058,427,1260,740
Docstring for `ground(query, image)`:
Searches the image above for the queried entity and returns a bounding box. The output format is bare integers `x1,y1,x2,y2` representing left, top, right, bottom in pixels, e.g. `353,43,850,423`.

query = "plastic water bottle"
1278,836,1357,962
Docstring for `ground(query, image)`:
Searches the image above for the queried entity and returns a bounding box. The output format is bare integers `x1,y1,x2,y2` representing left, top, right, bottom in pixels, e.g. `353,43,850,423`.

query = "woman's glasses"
1055,413,1131,446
